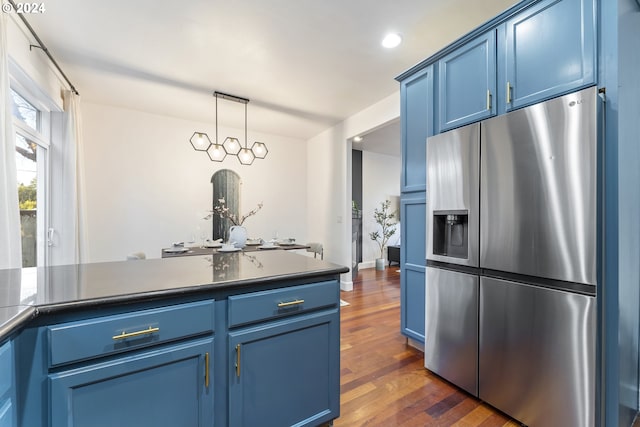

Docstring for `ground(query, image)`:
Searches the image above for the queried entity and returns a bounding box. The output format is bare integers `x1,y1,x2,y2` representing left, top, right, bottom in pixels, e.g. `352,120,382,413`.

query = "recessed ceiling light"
382,33,402,49
354,136,363,143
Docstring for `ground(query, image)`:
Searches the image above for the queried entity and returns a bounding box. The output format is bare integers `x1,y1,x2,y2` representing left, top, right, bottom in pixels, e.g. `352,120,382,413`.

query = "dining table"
161,243,311,258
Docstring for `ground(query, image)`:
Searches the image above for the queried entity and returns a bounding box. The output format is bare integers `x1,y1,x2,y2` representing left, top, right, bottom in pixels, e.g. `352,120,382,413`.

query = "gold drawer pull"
112,326,159,341
277,299,305,308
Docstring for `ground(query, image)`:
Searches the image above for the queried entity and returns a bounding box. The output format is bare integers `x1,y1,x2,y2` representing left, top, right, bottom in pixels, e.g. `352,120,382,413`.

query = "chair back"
306,243,323,260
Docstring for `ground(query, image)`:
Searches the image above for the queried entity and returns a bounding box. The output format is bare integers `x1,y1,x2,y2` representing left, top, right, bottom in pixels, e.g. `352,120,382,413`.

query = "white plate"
165,247,189,253
278,241,296,246
204,242,222,248
258,245,279,250
245,241,262,246
218,247,241,253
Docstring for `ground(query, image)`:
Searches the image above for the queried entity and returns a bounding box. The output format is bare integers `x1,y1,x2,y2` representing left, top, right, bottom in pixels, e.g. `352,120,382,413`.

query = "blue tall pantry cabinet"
399,66,432,343
397,0,596,347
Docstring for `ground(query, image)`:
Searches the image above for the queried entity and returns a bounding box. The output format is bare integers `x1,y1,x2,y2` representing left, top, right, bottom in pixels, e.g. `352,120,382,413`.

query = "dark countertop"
0,251,348,343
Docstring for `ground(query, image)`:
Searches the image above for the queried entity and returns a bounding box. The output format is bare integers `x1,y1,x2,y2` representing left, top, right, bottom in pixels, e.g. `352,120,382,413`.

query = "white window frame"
11,83,52,268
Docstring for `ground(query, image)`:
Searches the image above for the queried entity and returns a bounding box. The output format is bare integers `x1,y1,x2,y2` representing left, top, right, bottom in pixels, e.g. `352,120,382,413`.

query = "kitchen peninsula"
0,251,347,427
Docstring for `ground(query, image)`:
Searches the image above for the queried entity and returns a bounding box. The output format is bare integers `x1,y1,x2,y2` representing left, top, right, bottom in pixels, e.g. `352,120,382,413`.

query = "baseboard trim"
358,261,375,269
340,280,353,292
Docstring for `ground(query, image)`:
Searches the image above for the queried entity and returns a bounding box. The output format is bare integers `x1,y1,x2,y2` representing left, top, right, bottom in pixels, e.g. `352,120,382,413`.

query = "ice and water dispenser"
432,210,469,260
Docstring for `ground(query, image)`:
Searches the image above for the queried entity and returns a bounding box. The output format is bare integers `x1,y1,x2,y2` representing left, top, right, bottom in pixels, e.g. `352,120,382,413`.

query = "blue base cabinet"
0,340,15,427
229,310,339,427
49,338,214,427
227,280,340,427
12,278,342,426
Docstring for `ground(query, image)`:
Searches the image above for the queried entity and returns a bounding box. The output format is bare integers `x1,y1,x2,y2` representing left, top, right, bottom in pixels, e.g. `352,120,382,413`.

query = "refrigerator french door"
478,86,598,427
425,122,480,396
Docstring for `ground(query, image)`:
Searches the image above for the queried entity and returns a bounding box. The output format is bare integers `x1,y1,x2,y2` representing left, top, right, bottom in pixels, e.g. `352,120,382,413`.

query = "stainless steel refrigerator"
425,86,599,427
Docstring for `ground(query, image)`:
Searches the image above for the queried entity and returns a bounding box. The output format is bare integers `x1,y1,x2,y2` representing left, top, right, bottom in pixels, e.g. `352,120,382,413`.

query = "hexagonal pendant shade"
189,91,268,165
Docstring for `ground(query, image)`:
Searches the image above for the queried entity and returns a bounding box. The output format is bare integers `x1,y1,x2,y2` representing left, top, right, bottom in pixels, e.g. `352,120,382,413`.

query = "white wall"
361,151,401,265
306,92,400,290
81,102,308,262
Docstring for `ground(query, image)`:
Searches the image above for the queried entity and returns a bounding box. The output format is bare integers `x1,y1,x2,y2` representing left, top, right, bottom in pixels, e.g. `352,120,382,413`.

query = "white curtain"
49,90,87,265
0,12,22,269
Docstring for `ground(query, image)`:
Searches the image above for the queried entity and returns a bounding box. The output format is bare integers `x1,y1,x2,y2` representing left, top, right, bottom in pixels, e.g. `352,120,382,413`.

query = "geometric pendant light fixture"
190,91,268,165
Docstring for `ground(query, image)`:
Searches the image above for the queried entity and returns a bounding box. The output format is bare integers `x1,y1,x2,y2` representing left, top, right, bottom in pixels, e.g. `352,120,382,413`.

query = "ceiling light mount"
189,91,268,165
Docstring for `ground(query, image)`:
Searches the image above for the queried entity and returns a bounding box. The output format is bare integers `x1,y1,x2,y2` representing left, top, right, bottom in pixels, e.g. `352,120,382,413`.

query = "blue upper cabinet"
503,0,596,111
438,30,497,132
401,65,432,193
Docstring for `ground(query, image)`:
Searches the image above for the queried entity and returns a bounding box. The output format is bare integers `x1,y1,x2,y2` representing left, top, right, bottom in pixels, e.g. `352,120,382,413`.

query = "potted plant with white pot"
369,199,397,270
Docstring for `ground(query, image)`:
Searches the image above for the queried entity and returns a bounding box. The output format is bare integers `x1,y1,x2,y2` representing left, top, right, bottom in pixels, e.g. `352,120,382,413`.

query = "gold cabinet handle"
277,299,304,308
112,326,159,341
507,81,512,104
235,344,241,377
205,352,210,388
486,89,492,110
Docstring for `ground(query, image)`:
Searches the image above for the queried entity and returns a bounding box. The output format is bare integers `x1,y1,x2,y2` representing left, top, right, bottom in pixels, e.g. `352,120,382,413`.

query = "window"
11,88,49,267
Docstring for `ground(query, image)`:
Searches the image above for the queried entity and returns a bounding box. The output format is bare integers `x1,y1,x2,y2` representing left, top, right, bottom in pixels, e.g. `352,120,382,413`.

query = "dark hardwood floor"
335,267,519,427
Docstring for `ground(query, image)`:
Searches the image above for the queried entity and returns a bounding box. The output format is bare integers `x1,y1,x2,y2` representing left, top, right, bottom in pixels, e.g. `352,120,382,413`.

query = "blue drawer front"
48,300,215,367
228,281,339,328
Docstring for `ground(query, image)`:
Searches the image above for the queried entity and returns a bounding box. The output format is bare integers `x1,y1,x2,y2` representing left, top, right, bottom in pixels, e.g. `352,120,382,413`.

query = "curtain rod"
7,0,79,95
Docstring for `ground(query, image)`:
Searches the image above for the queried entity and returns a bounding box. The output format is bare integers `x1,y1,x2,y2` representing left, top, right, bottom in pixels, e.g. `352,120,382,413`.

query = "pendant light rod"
215,93,219,143
244,102,248,148
213,91,249,104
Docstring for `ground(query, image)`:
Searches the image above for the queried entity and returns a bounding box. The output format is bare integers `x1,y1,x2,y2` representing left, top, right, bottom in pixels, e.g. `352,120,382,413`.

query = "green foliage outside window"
19,178,37,210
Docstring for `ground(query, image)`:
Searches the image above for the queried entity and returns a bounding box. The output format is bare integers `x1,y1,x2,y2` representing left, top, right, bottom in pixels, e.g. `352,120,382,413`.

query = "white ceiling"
352,120,401,158
27,0,519,140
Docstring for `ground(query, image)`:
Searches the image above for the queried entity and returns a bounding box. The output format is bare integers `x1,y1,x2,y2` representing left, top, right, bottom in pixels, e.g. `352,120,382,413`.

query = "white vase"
229,225,247,248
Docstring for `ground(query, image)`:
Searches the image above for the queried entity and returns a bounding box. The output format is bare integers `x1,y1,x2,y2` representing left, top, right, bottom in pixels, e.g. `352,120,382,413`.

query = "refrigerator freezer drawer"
479,277,595,427
425,267,478,396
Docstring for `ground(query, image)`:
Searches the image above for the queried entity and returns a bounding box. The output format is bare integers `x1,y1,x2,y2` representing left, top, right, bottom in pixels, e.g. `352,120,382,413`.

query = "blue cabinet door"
503,0,596,110
400,195,426,342
49,338,214,427
0,341,15,427
401,65,433,193
228,310,340,427
438,30,497,131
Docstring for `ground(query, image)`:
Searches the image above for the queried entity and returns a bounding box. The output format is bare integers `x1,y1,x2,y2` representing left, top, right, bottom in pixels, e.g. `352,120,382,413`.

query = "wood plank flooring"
335,267,519,427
